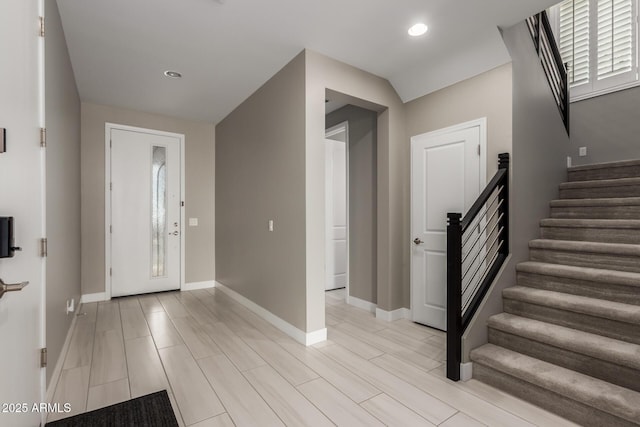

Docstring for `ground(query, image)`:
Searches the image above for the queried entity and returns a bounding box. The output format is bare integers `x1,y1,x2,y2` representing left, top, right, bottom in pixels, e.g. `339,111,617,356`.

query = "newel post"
446,212,462,381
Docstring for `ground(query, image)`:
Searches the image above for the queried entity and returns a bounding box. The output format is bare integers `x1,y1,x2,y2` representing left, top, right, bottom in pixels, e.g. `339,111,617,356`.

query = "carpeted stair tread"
502,286,640,324
540,218,640,229
559,176,640,189
529,239,640,256
568,159,640,182
470,344,640,424
550,197,640,207
568,158,640,172
488,313,640,371
516,261,640,288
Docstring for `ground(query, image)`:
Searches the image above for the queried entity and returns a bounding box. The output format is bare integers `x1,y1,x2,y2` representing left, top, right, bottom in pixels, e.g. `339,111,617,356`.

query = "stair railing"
447,153,510,381
526,11,570,135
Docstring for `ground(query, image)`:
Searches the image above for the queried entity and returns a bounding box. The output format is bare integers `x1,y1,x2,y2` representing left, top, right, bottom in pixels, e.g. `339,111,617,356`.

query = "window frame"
550,0,640,102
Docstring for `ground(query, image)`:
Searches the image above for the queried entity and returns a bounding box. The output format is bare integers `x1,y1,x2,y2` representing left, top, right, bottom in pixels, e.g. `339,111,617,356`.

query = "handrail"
526,11,569,135
446,153,510,381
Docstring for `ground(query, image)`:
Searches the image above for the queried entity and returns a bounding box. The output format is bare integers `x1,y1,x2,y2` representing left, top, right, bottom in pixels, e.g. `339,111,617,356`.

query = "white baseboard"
46,303,81,403
461,362,473,381
346,295,376,313
305,328,328,345
375,307,411,321
80,292,108,304
182,280,216,291
214,281,326,346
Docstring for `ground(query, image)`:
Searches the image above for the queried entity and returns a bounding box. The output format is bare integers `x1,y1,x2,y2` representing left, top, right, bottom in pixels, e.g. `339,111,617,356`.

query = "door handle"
0,278,29,300
171,231,179,236
413,238,424,245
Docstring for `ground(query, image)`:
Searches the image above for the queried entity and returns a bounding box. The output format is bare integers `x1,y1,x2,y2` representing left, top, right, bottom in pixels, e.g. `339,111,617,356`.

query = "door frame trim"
409,117,487,325
104,123,186,299
325,121,349,298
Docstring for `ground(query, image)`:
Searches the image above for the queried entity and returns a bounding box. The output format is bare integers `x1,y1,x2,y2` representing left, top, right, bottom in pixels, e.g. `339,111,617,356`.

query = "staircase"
470,159,640,427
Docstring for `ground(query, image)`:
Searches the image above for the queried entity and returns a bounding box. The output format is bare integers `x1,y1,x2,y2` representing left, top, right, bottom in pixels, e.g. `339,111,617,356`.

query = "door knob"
0,278,29,300
413,238,424,245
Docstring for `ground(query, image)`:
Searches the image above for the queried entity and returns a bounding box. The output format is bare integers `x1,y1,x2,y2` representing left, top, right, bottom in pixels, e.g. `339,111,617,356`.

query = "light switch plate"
579,147,587,157
188,218,198,226
0,128,6,153
268,220,274,232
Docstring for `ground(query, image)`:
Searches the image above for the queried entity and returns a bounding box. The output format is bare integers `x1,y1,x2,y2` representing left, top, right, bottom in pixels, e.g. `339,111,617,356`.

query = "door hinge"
110,225,112,234
40,128,47,148
39,16,45,37
477,144,481,156
110,139,112,148
40,238,48,257
110,268,112,277
181,201,185,207
110,182,113,191
40,348,47,368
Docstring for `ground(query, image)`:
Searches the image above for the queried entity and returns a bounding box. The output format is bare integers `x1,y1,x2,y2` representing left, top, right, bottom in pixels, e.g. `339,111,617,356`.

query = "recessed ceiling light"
164,70,182,78
408,23,428,37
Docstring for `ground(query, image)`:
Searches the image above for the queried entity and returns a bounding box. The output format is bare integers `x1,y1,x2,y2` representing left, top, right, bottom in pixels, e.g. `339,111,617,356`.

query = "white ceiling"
56,0,559,124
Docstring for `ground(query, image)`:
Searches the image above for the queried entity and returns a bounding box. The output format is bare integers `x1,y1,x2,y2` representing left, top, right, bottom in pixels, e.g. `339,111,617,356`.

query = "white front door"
410,119,485,330
0,1,46,425
325,124,348,291
109,126,182,297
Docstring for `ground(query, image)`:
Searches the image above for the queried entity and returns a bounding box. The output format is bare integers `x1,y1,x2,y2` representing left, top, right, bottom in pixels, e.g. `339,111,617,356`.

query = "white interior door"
325,125,348,291
109,127,182,297
0,1,46,425
411,120,485,330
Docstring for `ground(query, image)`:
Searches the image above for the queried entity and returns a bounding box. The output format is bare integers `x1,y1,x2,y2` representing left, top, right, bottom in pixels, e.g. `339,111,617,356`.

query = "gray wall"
570,85,640,166
405,63,513,182
215,52,308,332
463,22,571,361
326,105,378,304
81,103,215,295
45,0,81,384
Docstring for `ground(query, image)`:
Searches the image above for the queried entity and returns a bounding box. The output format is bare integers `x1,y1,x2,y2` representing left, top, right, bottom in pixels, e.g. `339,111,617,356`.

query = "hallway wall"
81,103,215,296
45,0,82,385
215,52,308,332
405,63,513,181
570,85,640,165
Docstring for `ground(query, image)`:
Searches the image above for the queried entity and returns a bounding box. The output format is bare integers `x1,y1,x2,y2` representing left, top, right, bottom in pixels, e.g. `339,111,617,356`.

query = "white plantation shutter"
597,0,634,80
560,0,591,86
553,0,638,99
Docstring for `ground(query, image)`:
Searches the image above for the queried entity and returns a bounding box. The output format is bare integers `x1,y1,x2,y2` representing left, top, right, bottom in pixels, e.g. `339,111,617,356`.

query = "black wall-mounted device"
0,217,19,258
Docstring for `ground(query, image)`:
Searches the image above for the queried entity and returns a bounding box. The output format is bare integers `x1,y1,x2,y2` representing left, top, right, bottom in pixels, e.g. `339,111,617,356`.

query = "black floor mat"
46,390,179,427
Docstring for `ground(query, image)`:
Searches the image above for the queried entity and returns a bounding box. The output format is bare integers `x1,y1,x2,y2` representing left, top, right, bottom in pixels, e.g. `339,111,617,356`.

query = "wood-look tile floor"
48,288,579,426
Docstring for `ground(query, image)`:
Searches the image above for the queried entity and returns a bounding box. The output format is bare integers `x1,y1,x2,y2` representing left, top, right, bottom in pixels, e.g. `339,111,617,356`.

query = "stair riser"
560,185,640,199
488,329,640,392
472,363,638,427
568,165,640,182
517,271,640,305
529,248,640,273
540,226,640,244
550,205,640,219
503,299,640,345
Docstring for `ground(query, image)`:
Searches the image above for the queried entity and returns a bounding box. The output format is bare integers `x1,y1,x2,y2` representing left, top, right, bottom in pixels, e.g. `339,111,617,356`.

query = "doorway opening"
324,97,378,316
325,122,349,295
